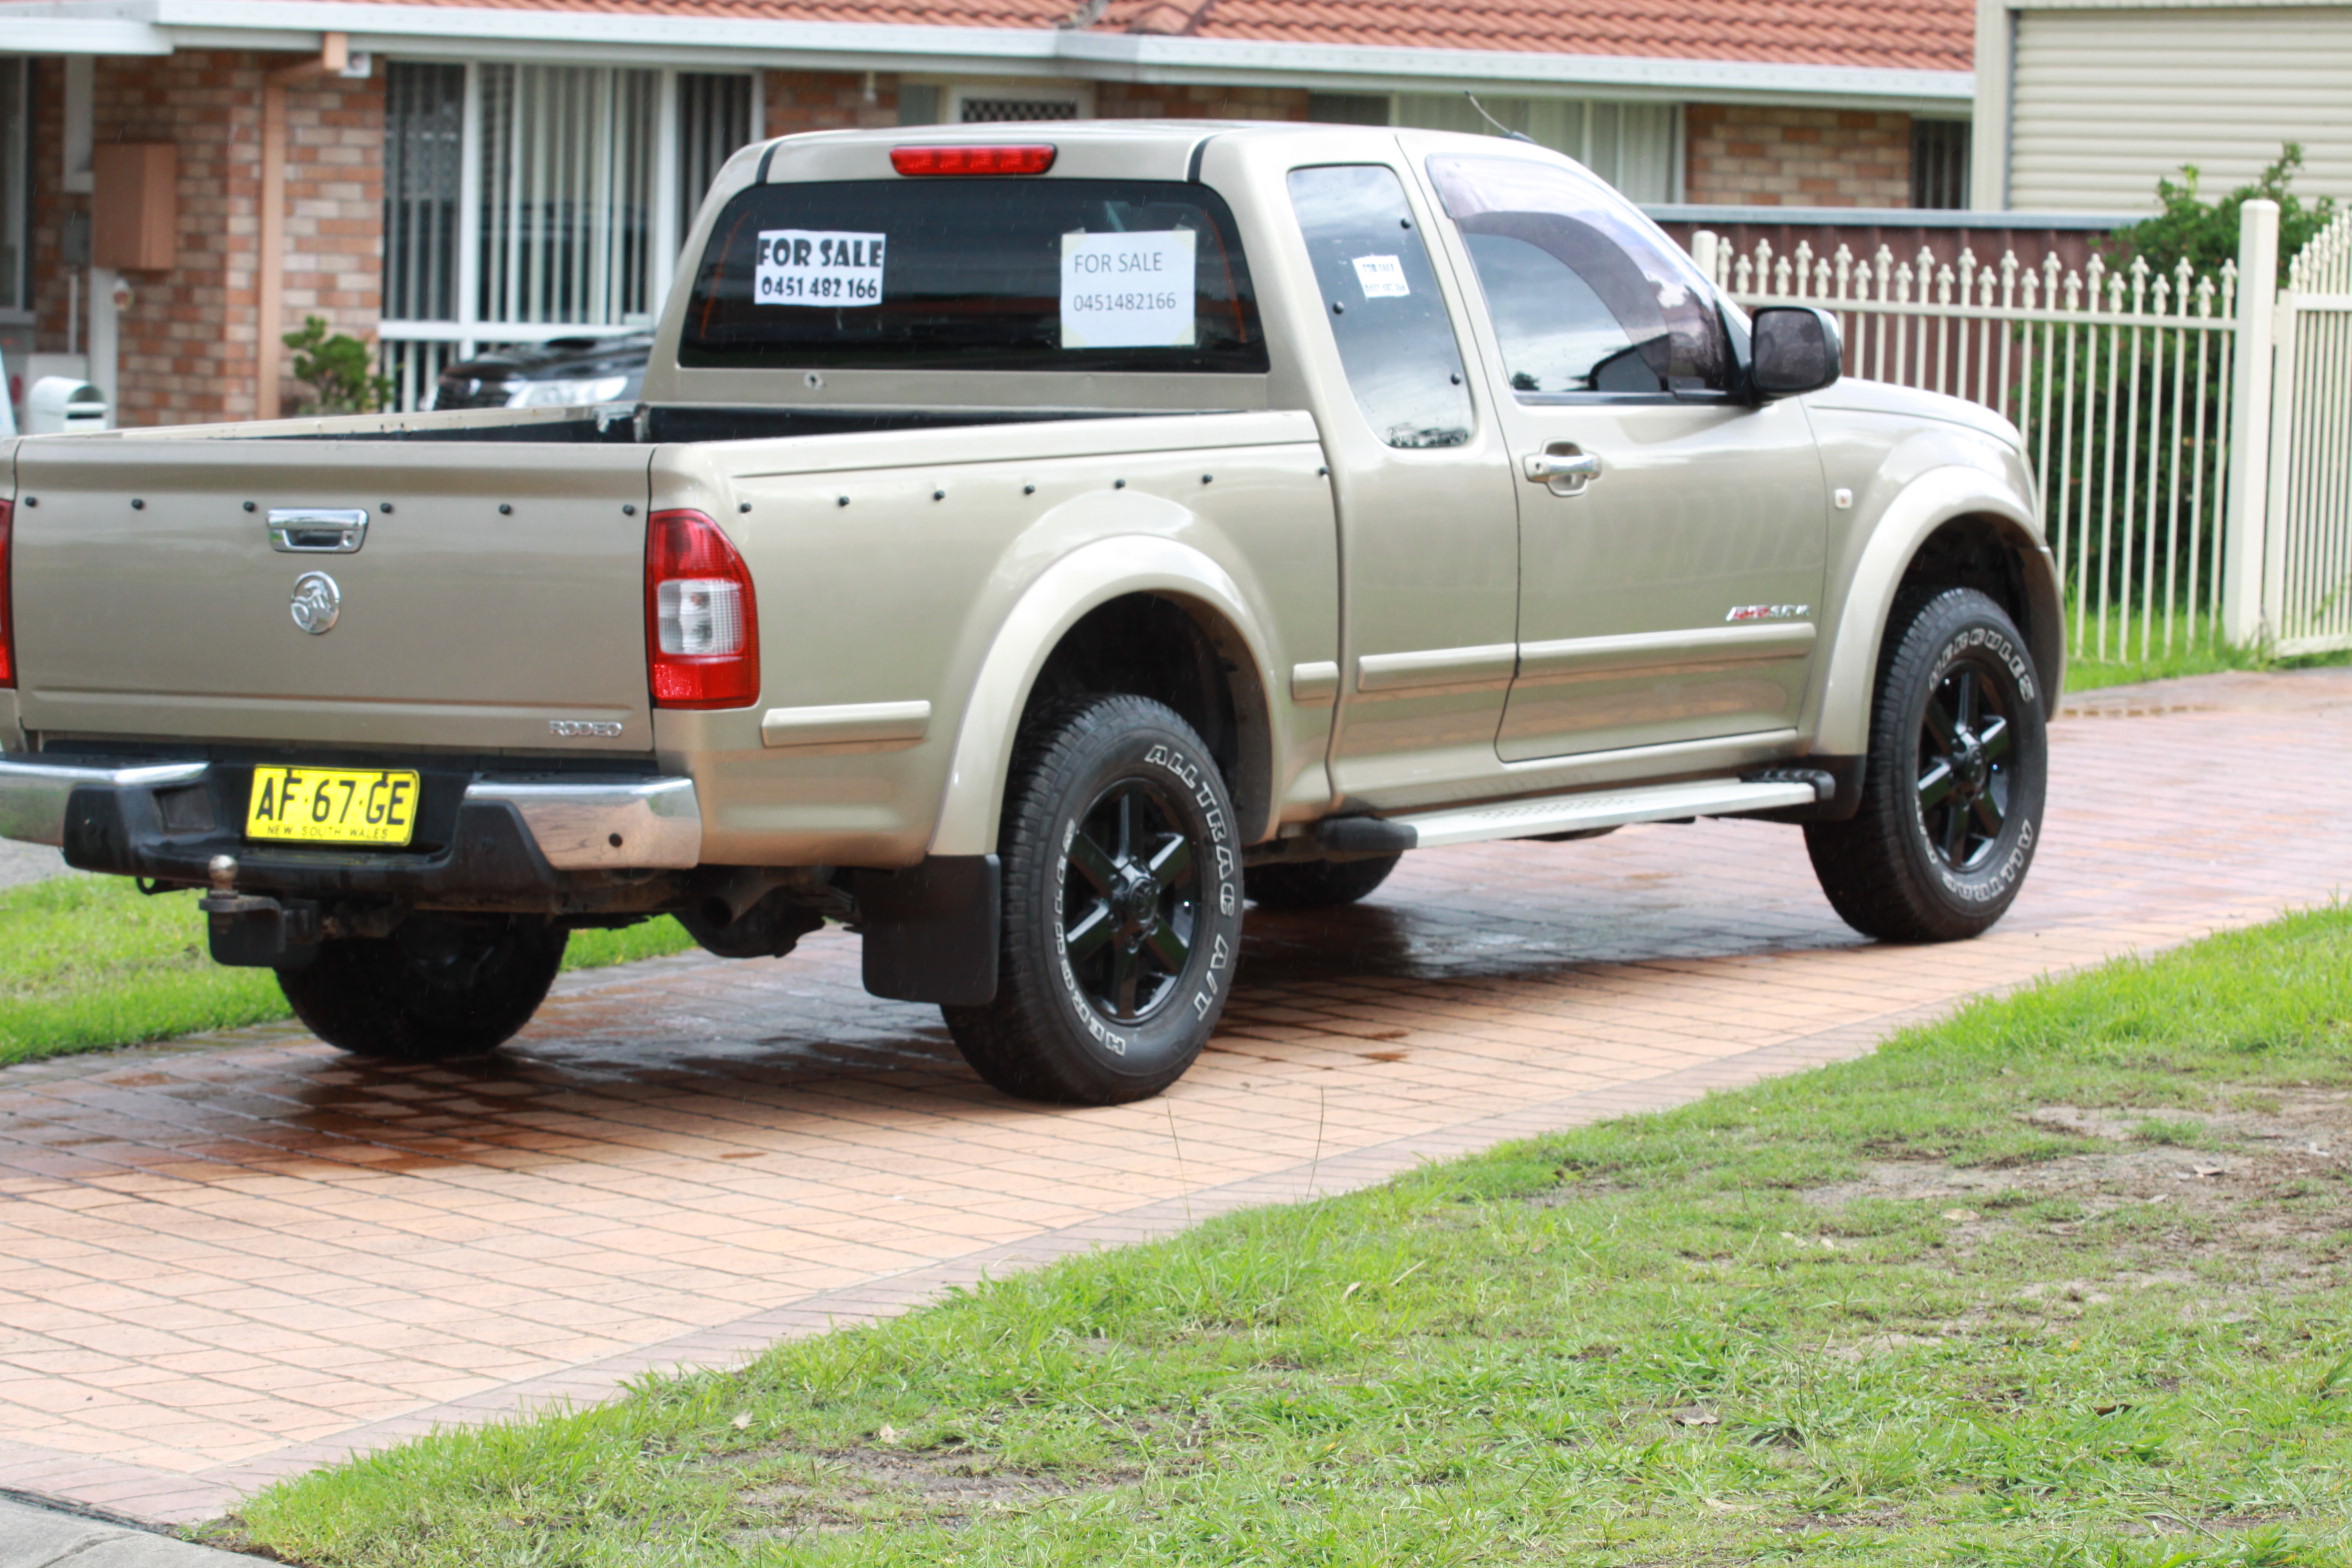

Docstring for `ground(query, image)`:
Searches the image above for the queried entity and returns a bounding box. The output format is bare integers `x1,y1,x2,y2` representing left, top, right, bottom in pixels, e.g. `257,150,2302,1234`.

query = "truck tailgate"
12,438,655,754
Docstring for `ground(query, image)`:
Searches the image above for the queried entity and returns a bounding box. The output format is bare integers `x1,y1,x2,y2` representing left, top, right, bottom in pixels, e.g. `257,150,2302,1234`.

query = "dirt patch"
1801,1087,2352,1292
728,1445,1106,1543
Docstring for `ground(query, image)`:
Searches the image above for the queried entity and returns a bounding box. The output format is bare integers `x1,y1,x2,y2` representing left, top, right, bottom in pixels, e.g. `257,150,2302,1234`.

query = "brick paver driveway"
3,669,2348,1523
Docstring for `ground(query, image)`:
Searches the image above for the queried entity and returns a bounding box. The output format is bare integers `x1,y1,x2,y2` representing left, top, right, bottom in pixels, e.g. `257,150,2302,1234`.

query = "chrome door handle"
1522,449,1601,495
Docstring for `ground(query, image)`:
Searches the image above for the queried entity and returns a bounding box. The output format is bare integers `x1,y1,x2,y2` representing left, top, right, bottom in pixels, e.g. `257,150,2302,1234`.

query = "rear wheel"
1805,587,2047,942
1246,854,1400,910
277,915,568,1061
944,695,1242,1105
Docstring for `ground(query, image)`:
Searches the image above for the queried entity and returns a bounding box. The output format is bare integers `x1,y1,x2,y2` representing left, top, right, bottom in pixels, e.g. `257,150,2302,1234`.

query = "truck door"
1421,151,1829,763
1285,163,1523,809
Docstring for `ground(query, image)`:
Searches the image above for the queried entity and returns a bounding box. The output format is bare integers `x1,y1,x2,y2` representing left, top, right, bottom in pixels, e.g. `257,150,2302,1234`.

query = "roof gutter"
0,0,1973,107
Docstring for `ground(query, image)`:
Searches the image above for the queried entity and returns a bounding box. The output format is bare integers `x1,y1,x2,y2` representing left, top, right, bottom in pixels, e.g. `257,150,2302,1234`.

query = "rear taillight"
0,500,15,688
645,509,758,709
890,144,1057,177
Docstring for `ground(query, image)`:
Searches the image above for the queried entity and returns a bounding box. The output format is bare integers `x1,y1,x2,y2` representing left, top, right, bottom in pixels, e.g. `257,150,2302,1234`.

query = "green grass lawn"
0,874,696,1068
2057,608,2351,693
214,906,2352,1567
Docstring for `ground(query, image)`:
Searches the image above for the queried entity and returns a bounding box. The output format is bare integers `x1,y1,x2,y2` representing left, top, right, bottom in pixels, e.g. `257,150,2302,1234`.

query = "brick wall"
1094,81,1309,120
764,70,899,138
1684,105,1912,208
26,50,383,427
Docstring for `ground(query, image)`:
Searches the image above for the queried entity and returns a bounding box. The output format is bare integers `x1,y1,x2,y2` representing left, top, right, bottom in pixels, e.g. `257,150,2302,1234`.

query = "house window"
1911,118,1970,210
477,63,662,327
946,85,1090,123
677,72,753,240
959,96,1080,123
1306,93,1389,126
1392,94,1681,204
0,58,28,312
380,60,757,409
384,62,463,325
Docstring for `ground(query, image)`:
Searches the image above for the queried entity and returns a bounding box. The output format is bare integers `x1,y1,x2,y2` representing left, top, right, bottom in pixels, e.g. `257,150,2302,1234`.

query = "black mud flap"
856,855,1000,1007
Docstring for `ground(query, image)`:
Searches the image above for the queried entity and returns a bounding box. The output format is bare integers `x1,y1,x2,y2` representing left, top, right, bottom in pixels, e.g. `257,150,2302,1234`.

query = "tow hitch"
198,854,322,968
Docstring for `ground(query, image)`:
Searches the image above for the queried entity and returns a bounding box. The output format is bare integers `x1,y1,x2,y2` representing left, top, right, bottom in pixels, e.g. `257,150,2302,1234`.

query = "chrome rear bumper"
464,777,701,869
0,760,208,847
0,757,702,871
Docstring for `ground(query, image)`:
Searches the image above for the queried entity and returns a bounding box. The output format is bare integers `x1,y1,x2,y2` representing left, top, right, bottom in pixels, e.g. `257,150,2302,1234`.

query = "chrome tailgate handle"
1522,447,1602,496
268,508,369,553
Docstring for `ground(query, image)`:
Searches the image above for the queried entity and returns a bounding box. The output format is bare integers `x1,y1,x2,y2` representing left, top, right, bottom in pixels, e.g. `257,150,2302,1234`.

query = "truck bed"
2,404,1244,759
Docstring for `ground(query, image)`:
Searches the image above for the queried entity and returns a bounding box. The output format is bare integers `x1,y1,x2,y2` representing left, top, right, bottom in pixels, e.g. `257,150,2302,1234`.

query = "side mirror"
1750,305,1842,399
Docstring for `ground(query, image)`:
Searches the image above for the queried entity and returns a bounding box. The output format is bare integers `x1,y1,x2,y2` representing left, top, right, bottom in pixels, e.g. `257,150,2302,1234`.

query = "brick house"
0,0,1973,426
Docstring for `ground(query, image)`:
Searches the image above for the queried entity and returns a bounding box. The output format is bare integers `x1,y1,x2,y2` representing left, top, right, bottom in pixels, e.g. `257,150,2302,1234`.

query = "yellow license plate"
246,766,421,847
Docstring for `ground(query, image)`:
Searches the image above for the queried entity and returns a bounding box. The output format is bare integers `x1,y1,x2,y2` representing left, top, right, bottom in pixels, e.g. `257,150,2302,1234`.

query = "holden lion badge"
290,571,342,635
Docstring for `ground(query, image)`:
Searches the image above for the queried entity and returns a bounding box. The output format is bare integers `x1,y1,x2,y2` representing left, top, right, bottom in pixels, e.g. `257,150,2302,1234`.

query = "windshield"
679,178,1269,374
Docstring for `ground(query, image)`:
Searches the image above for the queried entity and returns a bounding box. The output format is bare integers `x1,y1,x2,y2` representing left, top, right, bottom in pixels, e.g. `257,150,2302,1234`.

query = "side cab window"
1427,154,1729,398
1286,164,1474,449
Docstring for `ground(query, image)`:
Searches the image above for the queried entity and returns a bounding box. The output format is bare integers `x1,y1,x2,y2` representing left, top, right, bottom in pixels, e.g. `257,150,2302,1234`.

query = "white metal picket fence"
2265,211,2352,654
1693,228,2246,664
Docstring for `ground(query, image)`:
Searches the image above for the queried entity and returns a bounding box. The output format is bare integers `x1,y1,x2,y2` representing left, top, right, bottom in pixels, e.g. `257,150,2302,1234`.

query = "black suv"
431,334,652,411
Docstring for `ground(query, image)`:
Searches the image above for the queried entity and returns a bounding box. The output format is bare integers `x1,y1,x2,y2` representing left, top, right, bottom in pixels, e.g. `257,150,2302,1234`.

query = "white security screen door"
381,61,757,410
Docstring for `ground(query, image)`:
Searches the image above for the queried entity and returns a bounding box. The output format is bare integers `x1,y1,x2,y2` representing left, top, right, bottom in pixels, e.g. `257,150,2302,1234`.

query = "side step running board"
1318,775,1824,854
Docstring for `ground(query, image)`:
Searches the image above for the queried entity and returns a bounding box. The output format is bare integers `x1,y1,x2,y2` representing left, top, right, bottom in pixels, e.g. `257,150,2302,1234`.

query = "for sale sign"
1060,230,1197,349
755,230,886,307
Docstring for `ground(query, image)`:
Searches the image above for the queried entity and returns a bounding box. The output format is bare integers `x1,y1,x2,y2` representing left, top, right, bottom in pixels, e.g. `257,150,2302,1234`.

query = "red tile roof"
1104,0,1973,71
384,0,1976,75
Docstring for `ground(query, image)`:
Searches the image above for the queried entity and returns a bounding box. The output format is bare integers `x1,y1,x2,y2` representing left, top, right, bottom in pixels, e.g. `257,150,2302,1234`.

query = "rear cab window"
680,178,1268,374
1286,165,1475,449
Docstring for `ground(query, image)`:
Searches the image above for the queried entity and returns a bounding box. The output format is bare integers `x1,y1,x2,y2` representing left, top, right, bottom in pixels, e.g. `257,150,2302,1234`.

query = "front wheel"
944,695,1243,1105
1805,587,2048,942
277,915,568,1061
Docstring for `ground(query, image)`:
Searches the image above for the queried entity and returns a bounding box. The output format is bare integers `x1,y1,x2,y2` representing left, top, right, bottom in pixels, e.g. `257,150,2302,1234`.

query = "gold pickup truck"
0,123,2058,1104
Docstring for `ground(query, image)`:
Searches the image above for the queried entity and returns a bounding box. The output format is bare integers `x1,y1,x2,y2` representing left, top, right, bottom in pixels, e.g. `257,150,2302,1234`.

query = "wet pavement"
2,668,2348,1523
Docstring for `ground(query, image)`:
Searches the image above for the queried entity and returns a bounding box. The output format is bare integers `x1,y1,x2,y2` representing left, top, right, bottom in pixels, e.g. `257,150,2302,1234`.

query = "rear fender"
1815,467,2064,756
928,535,1280,857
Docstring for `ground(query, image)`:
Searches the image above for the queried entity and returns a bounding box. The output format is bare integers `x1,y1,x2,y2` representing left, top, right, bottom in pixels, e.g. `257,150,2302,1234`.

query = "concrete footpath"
0,1495,251,1565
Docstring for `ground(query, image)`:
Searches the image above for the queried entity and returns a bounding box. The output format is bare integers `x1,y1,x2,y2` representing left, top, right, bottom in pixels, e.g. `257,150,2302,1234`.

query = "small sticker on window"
755,230,885,307
1060,230,1197,349
1352,254,1410,298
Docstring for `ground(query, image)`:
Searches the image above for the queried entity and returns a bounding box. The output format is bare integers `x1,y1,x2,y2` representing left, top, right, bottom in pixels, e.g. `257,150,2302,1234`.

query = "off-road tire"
1805,586,2047,942
944,694,1243,1105
277,916,568,1061
1246,854,1401,910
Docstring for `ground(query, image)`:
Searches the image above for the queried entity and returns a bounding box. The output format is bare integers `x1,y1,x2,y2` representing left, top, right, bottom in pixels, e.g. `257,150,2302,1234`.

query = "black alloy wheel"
1806,586,2048,943
1062,778,1203,1025
1915,655,2018,874
945,693,1243,1105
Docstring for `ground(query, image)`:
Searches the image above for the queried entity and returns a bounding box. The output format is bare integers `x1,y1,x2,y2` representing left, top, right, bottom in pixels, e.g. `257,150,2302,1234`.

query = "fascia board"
332,31,1062,75
0,0,1972,105
19,0,1068,61
0,14,171,51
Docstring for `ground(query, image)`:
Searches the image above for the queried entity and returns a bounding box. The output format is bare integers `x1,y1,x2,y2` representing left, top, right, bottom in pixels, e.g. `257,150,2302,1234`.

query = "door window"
1427,155,1726,397
1286,165,1473,449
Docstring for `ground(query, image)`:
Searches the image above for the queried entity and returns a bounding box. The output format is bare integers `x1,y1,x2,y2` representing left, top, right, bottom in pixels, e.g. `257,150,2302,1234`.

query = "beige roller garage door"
2010,5,2352,211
